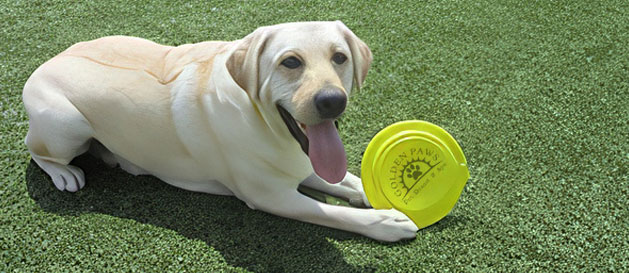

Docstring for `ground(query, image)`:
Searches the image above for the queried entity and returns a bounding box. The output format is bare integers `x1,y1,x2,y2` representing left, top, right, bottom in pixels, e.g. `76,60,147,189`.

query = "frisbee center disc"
375,136,451,210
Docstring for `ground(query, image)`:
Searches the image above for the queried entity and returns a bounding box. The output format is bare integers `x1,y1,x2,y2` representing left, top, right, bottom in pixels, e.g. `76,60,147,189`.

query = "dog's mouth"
277,105,347,184
277,105,309,155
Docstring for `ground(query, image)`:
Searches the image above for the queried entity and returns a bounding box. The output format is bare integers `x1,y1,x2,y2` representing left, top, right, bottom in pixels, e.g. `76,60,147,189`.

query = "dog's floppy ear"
337,21,373,90
226,27,272,96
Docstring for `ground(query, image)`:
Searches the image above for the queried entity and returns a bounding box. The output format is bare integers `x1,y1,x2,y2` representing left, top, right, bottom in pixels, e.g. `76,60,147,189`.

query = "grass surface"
1,0,628,272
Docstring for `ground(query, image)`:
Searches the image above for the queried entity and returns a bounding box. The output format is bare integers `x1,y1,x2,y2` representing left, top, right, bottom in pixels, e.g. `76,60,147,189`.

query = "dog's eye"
332,53,348,65
281,57,302,69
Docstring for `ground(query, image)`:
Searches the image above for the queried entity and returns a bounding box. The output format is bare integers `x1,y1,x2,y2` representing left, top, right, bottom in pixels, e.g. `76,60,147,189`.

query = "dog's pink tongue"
305,120,347,184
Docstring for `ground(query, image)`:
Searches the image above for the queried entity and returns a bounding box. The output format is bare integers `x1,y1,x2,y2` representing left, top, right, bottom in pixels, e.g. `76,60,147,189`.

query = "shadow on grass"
25,154,376,272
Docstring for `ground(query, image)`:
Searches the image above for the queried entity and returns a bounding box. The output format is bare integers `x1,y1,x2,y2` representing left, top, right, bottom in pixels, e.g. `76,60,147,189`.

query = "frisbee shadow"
25,154,376,272
422,214,470,233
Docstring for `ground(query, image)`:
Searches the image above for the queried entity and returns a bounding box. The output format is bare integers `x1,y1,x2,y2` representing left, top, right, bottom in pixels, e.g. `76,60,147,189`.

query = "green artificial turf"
1,0,628,271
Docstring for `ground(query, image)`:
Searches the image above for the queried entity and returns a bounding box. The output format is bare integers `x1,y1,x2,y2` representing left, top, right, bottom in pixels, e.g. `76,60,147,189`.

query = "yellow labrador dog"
23,21,418,241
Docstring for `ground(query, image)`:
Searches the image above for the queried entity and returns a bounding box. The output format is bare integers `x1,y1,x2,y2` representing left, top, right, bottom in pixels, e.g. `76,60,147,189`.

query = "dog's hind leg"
88,140,118,168
24,85,94,192
88,140,150,176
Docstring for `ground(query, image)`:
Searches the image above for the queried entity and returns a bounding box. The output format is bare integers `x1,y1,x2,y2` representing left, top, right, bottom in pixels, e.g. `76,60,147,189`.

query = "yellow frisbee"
361,120,470,229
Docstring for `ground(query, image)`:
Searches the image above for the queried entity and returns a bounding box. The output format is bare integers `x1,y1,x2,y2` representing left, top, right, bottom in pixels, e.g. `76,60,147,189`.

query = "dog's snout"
314,88,347,119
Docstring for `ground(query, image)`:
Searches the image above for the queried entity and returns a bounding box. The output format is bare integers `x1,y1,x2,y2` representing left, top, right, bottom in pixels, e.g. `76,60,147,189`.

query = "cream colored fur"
23,21,418,242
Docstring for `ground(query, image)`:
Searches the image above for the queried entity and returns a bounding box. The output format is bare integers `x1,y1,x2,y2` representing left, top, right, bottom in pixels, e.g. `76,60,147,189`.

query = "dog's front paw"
340,173,372,208
363,209,418,242
348,187,371,208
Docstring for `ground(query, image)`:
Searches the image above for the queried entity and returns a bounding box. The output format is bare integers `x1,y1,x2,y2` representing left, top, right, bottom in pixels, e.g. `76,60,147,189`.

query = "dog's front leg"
249,188,418,242
300,172,371,207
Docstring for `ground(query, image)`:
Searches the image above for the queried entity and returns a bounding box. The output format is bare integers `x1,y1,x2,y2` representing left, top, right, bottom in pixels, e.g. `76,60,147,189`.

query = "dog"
22,21,418,242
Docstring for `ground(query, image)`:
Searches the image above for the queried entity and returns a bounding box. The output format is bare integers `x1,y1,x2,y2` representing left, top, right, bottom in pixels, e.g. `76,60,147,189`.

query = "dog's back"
59,36,230,84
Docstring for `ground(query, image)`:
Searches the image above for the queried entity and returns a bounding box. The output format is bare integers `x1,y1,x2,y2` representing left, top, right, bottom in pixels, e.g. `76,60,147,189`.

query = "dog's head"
226,21,372,183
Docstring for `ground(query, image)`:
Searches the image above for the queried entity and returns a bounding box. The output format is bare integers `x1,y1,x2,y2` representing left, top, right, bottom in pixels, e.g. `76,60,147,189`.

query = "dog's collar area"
277,105,309,155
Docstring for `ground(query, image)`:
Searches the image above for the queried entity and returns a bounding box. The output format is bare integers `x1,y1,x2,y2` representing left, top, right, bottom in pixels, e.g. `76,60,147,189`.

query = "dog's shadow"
25,154,376,272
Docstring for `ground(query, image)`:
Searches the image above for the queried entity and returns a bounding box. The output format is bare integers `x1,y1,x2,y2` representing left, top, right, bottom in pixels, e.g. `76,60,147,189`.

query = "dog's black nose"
314,88,347,119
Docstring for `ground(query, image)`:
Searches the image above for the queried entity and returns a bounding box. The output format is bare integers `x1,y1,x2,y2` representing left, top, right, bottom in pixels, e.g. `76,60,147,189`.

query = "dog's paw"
348,188,372,208
363,209,418,242
340,173,372,208
48,164,86,192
